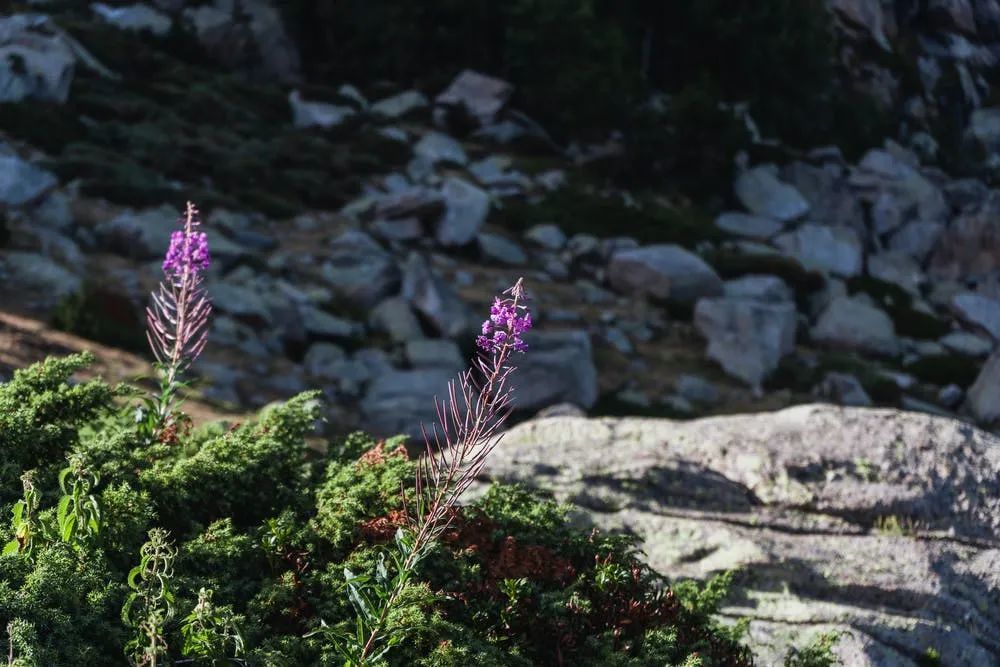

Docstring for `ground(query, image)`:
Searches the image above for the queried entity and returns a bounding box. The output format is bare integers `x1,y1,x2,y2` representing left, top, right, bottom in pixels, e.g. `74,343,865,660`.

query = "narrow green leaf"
58,467,71,494
60,514,76,542
127,565,143,590
57,495,70,526
11,500,24,524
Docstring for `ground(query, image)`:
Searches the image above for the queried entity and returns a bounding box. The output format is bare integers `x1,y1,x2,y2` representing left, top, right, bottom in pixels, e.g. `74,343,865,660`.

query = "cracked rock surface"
471,404,1000,665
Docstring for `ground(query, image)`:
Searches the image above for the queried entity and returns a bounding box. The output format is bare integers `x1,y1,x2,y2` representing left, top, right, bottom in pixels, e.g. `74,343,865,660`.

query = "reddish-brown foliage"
357,440,409,467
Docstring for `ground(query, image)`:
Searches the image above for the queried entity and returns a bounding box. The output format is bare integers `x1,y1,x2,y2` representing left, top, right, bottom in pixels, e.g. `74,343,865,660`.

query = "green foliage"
313,434,414,553
0,542,124,664
143,392,322,531
0,9,402,216
503,0,636,137
0,356,753,664
0,353,118,505
179,587,246,662
54,453,102,551
3,473,41,560
783,631,842,666
917,646,942,667
122,528,178,664
621,83,752,196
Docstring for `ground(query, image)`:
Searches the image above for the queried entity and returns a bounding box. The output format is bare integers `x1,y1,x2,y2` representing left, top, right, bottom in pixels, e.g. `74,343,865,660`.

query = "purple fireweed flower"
476,286,532,354
162,226,210,278
146,202,212,377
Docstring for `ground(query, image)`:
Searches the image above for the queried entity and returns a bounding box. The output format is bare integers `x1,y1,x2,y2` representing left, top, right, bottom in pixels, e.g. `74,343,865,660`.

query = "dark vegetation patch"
284,0,891,200
50,282,147,353
903,355,981,388
494,187,719,248
847,277,952,339
767,352,903,405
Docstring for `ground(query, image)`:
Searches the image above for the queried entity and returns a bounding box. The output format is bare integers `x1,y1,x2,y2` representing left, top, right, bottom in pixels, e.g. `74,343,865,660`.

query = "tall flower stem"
356,279,530,662
144,202,211,439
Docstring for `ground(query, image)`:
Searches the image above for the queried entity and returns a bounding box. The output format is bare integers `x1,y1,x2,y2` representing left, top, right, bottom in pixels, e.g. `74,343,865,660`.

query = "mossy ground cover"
0,353,770,665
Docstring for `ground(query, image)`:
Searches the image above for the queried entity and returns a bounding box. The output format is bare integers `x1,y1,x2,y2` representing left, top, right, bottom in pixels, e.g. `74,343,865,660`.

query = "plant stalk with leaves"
329,279,532,664
140,201,212,442
54,452,101,550
122,529,178,667
178,587,246,663
2,473,40,560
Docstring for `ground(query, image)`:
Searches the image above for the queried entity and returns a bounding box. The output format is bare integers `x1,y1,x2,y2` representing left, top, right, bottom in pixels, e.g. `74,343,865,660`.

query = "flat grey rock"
0,154,58,207
509,329,598,411
734,166,810,222
714,211,784,240
951,292,1000,340
812,296,900,357
321,230,400,308
471,405,1000,665
478,232,527,265
774,223,863,278
436,177,489,247
413,131,468,166
370,90,429,119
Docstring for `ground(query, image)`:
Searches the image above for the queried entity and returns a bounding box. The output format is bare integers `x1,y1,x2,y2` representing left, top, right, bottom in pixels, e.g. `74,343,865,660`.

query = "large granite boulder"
607,244,723,305
0,14,78,103
182,0,301,83
471,405,1000,665
694,297,797,390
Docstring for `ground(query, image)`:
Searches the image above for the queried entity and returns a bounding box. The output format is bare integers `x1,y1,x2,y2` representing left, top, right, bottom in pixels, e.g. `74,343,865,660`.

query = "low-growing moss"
783,631,842,667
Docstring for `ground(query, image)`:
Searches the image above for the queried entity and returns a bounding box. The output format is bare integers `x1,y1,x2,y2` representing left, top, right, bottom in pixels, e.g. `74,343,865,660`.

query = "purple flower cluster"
162,217,210,278
147,202,212,375
477,294,532,354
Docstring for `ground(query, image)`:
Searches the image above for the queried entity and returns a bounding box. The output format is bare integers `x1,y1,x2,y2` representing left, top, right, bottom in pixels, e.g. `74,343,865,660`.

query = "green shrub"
0,353,118,506
783,631,842,666
0,355,754,665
